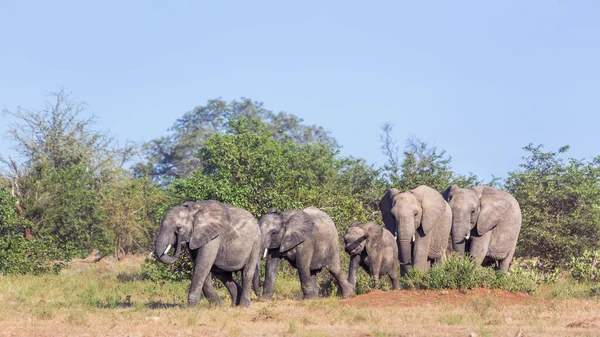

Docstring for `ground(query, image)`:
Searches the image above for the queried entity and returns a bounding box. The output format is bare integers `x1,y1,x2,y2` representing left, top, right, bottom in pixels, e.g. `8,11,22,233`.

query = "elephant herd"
153,184,522,307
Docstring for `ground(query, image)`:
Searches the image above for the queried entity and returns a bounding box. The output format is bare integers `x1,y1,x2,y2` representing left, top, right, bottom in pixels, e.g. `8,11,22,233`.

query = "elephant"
379,185,452,275
443,185,522,272
344,221,399,290
258,207,354,300
154,200,261,307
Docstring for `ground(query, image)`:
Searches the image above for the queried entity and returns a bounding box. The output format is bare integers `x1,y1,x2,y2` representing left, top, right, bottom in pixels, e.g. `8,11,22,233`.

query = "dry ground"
0,256,599,337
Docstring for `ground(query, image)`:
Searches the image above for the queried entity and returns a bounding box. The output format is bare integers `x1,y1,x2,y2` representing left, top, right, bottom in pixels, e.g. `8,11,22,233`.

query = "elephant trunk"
398,238,413,270
155,231,182,264
451,221,470,255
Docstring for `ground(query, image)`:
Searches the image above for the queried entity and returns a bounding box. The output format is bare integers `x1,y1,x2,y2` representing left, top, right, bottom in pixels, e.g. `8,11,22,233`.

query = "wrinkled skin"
379,185,452,275
344,221,399,290
154,200,261,307
257,207,355,300
443,185,522,273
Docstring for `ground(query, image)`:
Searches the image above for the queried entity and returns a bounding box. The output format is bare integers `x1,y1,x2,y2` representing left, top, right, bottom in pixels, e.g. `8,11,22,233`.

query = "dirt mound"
341,288,535,308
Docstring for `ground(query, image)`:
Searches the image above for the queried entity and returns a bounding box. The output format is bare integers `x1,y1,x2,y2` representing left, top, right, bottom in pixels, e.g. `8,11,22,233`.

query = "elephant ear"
189,201,229,250
411,185,446,235
361,222,384,257
379,188,400,234
474,186,511,236
280,210,313,252
442,184,460,202
348,220,361,228
344,226,367,254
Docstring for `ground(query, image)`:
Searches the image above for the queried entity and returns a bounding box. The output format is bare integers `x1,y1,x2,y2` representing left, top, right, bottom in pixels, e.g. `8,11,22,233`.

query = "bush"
139,251,193,282
398,254,546,293
0,234,70,275
570,249,600,282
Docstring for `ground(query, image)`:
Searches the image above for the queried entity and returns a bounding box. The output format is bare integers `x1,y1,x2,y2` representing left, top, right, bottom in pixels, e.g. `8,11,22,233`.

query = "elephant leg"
389,272,399,290
470,231,492,266
369,255,383,289
296,252,317,300
412,234,432,272
188,239,220,306
239,255,259,307
327,254,355,298
309,270,319,298
213,272,242,306
499,246,516,273
252,264,261,297
347,254,360,290
262,253,281,300
202,273,223,306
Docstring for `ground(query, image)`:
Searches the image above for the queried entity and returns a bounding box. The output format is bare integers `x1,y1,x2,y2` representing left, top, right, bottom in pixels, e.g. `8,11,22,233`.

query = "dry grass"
0,256,599,337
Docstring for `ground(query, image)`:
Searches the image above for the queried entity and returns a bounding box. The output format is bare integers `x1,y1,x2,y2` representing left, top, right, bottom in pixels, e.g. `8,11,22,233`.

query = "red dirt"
341,288,537,308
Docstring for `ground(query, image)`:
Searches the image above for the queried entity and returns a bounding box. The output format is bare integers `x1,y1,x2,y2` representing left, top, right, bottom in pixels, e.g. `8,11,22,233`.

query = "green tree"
100,174,168,258
505,144,600,268
136,98,338,184
1,90,149,260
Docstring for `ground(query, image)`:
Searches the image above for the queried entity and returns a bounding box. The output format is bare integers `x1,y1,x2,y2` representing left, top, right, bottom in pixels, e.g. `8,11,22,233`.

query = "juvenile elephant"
443,185,522,272
344,221,399,290
258,207,354,300
379,185,452,275
154,200,261,307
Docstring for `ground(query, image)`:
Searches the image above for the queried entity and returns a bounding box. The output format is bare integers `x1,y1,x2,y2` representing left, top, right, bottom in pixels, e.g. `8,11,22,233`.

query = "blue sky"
1,1,599,181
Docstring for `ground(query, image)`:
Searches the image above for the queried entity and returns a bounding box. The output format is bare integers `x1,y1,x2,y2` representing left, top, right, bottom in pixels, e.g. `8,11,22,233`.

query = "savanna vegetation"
1,91,600,335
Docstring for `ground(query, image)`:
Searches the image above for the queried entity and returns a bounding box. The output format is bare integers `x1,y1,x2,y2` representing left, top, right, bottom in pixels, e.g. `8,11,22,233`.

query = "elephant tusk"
263,248,268,259
163,244,172,256
412,234,415,242
394,231,398,240
465,232,471,240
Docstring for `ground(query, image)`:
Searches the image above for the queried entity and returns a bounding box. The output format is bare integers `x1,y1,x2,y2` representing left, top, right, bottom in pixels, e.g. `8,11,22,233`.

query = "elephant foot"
239,298,251,307
188,298,200,307
302,292,318,300
341,286,355,298
261,293,274,300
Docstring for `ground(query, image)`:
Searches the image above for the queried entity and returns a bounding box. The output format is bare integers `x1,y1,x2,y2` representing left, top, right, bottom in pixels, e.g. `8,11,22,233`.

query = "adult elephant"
379,185,452,275
258,207,354,300
442,185,521,272
154,200,261,307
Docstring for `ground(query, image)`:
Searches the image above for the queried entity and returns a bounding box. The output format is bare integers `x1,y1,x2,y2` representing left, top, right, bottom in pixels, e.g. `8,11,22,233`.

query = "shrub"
570,249,600,282
139,252,193,282
398,254,545,293
0,234,70,275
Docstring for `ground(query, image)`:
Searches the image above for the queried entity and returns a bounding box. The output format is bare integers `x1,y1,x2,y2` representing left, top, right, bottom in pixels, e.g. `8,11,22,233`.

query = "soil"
341,288,537,308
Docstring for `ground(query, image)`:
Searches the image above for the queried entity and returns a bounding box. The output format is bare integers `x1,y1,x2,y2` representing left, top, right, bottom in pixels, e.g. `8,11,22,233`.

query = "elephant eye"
471,209,476,214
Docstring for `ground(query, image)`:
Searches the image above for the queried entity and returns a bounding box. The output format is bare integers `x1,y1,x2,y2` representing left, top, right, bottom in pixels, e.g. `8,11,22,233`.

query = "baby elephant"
344,221,399,290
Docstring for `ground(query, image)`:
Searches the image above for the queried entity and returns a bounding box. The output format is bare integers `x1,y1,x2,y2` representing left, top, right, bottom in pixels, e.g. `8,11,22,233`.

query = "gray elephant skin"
258,207,354,300
154,200,261,307
344,221,399,290
443,185,522,272
379,185,452,275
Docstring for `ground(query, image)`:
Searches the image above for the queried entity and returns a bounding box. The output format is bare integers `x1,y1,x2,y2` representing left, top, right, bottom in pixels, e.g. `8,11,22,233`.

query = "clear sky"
1,1,599,181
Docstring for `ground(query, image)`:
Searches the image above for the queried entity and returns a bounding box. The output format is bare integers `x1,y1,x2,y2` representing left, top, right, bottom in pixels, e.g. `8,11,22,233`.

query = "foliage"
0,234,71,275
136,98,338,184
570,249,600,282
379,123,479,192
139,253,193,282
100,175,168,258
398,254,544,293
169,117,384,231
1,90,161,274
0,187,17,235
506,144,600,269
